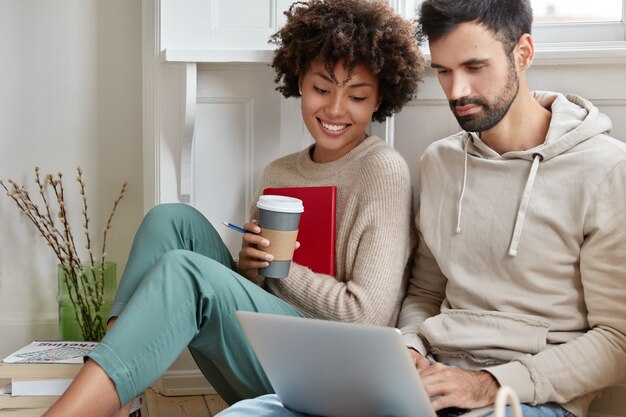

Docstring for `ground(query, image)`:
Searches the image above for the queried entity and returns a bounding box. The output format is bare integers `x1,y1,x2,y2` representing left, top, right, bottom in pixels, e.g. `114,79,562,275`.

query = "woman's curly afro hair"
270,0,426,123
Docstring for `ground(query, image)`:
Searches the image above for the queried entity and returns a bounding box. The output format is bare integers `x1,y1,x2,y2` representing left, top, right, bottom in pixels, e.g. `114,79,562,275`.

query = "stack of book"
0,341,144,417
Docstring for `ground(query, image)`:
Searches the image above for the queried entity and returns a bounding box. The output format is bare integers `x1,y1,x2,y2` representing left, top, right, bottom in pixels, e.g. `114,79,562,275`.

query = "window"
401,0,626,43
531,0,625,42
532,0,622,24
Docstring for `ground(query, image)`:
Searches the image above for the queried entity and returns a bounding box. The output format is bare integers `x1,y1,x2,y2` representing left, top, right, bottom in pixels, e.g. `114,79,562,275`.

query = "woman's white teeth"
321,121,347,132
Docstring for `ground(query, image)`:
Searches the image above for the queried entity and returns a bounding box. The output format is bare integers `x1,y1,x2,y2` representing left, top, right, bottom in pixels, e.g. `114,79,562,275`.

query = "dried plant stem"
77,167,96,268
58,175,100,338
101,182,127,269
0,168,126,341
76,168,104,314
35,168,63,255
1,181,64,261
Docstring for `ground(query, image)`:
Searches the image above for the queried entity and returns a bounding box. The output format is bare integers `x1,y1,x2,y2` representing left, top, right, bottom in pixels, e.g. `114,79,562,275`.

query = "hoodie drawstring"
508,153,542,256
456,136,470,234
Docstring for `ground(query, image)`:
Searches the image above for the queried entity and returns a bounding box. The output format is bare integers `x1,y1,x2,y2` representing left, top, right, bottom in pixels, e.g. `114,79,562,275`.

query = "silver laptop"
236,311,492,417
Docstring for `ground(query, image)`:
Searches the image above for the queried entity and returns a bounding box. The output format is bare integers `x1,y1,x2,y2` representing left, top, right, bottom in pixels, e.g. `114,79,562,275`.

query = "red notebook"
263,186,336,277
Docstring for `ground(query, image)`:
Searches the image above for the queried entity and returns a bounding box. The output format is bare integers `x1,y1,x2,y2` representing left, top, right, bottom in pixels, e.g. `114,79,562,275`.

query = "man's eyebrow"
461,58,490,66
431,58,490,69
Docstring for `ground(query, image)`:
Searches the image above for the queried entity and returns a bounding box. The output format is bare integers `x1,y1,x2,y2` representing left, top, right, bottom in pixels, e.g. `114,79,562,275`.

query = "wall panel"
194,99,253,254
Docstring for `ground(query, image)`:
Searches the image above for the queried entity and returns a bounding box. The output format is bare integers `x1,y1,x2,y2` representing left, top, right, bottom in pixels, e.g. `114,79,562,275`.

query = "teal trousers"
87,203,304,406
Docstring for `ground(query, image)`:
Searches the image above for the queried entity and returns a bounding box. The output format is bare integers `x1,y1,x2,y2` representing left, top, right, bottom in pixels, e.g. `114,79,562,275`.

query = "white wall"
0,0,143,356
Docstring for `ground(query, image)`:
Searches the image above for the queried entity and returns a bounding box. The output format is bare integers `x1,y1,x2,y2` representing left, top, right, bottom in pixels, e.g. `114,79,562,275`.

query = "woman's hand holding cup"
238,220,274,281
237,218,301,281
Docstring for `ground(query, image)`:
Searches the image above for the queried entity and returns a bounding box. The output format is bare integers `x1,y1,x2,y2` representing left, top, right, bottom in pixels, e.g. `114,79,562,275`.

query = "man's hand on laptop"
420,363,500,411
407,347,430,370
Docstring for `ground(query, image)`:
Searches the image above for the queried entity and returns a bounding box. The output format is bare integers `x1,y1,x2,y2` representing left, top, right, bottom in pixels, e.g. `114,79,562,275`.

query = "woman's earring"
299,89,303,95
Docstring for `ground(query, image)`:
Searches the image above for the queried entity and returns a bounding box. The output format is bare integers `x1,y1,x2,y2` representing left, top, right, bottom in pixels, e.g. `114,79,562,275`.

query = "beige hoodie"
399,92,626,417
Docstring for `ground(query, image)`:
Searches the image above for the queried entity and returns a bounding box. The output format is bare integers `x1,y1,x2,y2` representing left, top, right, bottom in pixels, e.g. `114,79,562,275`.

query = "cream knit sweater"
251,136,414,326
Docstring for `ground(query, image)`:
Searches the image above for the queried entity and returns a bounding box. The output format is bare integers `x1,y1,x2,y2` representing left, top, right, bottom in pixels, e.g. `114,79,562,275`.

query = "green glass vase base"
57,262,117,342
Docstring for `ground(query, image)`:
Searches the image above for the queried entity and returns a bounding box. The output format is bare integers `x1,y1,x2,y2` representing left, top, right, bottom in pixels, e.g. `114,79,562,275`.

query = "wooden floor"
144,389,229,417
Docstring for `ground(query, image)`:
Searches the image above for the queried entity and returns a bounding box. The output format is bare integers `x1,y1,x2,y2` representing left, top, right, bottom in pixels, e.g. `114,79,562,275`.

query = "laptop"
236,311,493,417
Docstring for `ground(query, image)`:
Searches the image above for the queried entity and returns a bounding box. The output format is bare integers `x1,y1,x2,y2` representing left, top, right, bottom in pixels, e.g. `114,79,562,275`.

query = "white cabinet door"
161,0,294,50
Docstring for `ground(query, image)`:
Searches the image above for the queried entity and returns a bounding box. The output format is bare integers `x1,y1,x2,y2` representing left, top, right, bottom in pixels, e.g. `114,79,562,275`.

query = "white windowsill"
161,48,274,64
162,41,626,66
534,41,626,65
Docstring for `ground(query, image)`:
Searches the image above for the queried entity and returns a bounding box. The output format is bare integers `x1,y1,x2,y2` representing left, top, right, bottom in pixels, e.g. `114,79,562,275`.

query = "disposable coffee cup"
257,195,304,278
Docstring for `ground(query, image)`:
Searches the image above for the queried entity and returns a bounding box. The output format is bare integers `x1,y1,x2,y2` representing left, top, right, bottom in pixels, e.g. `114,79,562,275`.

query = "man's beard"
450,63,519,132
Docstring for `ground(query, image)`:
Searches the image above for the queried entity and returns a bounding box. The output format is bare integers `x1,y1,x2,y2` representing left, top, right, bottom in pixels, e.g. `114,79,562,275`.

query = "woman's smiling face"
299,58,381,163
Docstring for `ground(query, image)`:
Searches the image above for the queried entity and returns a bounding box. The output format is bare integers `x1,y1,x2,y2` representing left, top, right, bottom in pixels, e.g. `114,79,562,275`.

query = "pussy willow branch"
1,180,64,261
44,177,75,261
63,167,98,304
97,182,126,309
75,167,104,328
24,185,62,254
53,175,97,339
101,182,127,269
2,177,100,338
0,168,126,341
76,167,96,268
54,174,80,266
35,168,62,253
46,174,70,249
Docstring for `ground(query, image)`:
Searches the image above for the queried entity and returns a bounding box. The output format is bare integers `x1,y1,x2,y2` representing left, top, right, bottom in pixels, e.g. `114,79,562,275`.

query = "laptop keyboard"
437,407,471,417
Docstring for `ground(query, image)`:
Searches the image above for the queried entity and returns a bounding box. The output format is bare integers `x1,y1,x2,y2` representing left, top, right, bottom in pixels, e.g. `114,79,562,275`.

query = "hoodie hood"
466,91,612,162
455,91,613,256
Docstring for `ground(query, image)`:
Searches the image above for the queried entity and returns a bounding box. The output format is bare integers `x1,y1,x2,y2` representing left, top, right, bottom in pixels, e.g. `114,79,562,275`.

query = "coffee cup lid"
257,195,304,213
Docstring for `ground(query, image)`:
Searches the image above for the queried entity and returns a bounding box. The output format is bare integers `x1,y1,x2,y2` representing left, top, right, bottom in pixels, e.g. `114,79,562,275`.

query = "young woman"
43,1,425,416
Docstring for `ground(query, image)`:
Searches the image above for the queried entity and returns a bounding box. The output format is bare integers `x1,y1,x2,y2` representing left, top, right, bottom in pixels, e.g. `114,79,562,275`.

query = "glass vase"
57,262,116,342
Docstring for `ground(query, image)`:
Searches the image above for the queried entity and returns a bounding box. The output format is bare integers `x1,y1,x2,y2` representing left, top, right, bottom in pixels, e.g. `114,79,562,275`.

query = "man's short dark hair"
418,0,533,51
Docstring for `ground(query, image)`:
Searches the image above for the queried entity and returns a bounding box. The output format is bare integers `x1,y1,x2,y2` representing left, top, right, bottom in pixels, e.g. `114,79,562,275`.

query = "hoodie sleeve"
488,159,626,405
398,216,447,354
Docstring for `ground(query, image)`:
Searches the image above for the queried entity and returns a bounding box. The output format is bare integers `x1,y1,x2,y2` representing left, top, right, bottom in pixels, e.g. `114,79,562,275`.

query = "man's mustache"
449,97,488,108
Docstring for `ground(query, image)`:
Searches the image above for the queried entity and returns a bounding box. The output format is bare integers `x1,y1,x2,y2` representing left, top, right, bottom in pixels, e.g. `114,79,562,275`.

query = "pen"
222,221,247,234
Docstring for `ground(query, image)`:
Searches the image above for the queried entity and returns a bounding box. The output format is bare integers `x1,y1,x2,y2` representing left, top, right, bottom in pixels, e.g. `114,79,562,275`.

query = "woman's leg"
46,249,303,417
42,359,119,417
99,250,303,403
110,203,238,413
111,203,236,318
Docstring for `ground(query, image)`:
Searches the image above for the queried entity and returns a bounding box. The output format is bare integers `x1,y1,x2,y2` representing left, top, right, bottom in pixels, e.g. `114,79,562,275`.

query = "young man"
218,1,626,417
399,1,626,417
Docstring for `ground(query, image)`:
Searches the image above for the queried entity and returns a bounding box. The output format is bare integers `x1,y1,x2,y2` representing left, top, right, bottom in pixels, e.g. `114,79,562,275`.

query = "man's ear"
516,33,534,71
